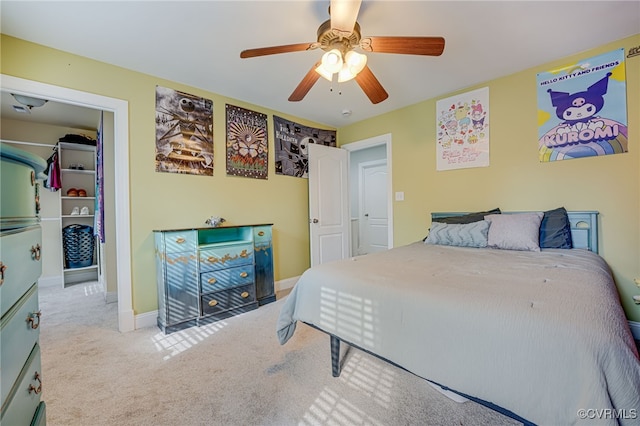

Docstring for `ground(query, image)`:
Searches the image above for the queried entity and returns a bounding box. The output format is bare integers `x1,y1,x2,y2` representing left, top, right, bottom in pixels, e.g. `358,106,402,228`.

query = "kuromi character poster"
537,49,627,162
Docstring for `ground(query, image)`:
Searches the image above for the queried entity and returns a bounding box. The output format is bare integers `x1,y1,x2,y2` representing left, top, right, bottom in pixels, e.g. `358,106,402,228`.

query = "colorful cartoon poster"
226,105,268,179
273,116,337,178
155,86,214,175
436,87,490,171
537,49,627,162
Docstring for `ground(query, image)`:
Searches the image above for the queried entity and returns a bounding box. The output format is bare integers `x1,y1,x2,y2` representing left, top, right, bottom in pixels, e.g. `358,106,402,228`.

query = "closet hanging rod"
1,139,56,148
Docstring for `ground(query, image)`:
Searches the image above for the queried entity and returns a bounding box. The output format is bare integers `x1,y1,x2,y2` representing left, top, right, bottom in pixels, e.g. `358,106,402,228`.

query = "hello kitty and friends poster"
537,48,628,162
436,87,490,171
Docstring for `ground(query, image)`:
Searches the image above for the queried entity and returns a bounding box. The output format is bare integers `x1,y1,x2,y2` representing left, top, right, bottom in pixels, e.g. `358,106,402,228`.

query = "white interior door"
359,161,388,254
308,143,349,267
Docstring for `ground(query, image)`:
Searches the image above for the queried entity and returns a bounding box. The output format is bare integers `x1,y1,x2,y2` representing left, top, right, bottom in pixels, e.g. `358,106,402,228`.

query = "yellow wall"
3,33,639,322
1,35,328,314
339,34,640,322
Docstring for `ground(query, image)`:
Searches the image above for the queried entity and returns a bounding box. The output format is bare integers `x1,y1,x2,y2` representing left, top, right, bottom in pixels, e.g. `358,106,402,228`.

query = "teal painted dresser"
1,143,47,425
154,224,275,334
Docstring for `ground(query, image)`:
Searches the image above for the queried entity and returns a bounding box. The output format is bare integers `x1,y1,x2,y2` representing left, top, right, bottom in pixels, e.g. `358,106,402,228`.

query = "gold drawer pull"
240,250,248,258
208,299,218,307
239,272,248,278
241,291,249,298
258,231,265,236
27,311,42,329
208,277,217,284
175,237,186,244
0,262,6,286
208,256,217,263
31,244,41,261
28,372,42,395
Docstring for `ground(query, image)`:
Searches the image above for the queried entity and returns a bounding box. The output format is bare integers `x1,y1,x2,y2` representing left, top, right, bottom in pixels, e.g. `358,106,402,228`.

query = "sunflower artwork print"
226,104,268,179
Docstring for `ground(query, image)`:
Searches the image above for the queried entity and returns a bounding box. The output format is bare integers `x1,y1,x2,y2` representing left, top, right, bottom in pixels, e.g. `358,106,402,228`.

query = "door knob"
364,213,369,217
311,218,319,223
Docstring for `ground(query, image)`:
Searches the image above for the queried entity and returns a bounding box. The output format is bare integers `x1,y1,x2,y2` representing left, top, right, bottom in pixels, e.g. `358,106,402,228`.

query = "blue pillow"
539,207,573,249
425,221,490,248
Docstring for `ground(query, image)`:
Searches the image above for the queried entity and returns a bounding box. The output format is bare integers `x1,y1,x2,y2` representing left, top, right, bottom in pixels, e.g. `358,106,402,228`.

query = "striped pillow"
425,221,489,248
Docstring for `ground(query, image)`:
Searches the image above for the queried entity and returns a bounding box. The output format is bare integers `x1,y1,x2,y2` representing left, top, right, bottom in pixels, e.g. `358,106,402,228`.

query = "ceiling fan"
240,0,445,104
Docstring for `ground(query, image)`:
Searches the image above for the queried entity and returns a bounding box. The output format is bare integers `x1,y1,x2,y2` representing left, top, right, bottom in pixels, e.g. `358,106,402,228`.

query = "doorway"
1,75,134,332
344,133,393,255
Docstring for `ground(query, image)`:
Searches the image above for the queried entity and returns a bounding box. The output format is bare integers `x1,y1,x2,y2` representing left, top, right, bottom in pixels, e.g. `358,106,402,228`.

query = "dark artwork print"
155,86,213,175
273,116,336,178
226,104,268,179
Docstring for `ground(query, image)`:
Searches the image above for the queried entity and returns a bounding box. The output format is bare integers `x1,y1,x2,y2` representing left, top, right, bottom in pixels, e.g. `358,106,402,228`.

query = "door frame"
2,74,134,332
343,133,393,249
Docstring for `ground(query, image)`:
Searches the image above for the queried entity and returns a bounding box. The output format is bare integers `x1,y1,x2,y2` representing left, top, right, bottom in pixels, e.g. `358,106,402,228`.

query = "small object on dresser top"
205,216,226,227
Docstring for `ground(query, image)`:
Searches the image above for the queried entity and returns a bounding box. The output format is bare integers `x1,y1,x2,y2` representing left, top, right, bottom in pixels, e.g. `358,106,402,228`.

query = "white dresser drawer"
0,226,42,316
1,284,40,405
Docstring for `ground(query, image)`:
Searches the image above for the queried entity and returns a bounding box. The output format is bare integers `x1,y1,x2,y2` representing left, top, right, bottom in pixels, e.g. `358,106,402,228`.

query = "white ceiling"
1,1,639,129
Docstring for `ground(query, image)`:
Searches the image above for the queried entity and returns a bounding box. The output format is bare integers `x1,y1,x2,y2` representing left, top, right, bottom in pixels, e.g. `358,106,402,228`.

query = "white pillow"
484,212,544,251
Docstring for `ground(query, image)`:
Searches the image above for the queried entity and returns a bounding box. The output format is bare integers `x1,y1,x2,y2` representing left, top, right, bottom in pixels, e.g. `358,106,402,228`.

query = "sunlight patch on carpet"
150,321,228,360
301,387,386,426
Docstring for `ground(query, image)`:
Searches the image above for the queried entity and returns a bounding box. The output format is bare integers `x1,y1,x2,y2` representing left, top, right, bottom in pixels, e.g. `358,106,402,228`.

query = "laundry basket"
63,224,95,268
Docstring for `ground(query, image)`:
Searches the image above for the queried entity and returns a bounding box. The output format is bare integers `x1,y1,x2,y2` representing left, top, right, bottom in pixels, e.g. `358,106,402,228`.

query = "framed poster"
226,104,268,179
273,116,336,178
537,48,627,162
436,87,490,171
155,86,213,175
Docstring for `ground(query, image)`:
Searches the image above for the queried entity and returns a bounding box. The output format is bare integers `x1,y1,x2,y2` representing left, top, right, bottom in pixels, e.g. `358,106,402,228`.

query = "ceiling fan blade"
354,65,388,104
240,42,317,58
362,36,445,56
330,0,362,33
289,63,322,102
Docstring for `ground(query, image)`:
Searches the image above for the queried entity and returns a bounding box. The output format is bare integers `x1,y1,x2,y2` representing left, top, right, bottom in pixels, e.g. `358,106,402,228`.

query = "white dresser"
1,143,47,425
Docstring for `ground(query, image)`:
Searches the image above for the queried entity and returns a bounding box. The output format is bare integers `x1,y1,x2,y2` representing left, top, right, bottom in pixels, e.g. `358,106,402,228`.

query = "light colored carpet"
38,281,523,426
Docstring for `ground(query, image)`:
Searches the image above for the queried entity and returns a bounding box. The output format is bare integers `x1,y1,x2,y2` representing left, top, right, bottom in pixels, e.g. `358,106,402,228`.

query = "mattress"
277,242,640,425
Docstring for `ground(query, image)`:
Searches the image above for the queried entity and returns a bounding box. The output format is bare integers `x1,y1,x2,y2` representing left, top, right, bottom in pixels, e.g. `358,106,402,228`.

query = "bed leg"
330,335,340,377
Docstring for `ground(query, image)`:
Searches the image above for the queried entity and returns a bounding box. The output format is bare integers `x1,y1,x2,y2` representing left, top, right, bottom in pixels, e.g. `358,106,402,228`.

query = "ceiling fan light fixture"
321,49,343,74
315,63,334,81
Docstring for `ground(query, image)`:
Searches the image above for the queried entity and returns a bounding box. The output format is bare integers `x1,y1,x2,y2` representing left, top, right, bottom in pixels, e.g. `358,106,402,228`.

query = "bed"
277,209,640,425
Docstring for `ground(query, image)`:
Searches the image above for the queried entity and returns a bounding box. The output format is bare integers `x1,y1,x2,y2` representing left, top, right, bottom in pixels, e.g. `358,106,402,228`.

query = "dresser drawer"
1,284,40,405
0,226,42,316
156,230,197,254
1,343,43,426
201,284,256,316
199,242,254,272
253,225,272,245
200,265,255,293
0,155,39,220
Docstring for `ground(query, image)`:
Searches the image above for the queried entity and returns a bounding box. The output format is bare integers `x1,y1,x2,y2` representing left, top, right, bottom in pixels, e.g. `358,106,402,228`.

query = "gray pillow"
425,221,490,248
485,212,544,251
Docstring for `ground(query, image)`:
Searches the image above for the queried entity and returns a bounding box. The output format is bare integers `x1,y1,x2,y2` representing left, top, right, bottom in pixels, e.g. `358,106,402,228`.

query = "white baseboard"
38,275,63,288
276,276,299,293
629,321,640,340
135,277,302,330
105,291,118,304
135,310,158,330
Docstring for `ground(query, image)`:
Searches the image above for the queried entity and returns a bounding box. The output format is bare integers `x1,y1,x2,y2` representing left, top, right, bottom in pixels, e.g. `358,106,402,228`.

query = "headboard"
431,211,599,254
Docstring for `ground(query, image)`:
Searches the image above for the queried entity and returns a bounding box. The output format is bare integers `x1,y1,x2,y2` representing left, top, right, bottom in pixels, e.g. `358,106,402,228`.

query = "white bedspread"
277,242,640,425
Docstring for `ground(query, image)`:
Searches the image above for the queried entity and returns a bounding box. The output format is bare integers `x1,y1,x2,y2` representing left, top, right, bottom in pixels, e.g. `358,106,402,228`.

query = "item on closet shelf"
69,163,85,170
77,189,87,197
71,207,80,215
66,188,78,197
62,224,95,269
58,134,96,146
80,207,89,216
205,216,226,227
